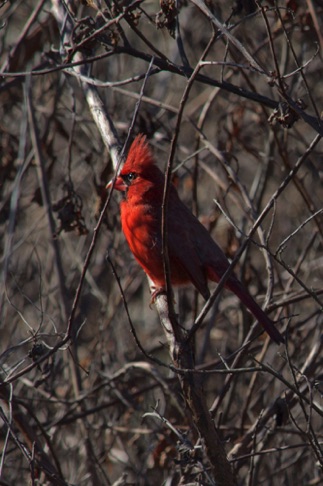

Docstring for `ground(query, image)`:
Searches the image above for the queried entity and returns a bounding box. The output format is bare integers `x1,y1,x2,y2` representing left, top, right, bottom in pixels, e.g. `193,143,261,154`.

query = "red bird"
107,134,284,344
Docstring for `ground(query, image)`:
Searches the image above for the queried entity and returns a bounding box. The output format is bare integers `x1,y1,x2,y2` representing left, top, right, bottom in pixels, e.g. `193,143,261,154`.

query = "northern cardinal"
107,134,284,344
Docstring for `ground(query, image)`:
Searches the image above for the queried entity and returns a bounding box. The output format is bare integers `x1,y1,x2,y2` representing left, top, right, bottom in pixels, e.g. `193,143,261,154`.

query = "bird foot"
150,287,178,308
150,287,167,307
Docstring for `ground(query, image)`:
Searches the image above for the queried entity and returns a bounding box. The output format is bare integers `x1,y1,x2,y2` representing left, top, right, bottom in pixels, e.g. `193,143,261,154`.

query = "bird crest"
121,134,154,175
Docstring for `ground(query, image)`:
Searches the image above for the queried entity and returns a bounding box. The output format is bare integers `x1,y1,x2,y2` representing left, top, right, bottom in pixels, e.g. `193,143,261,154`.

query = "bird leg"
150,286,167,306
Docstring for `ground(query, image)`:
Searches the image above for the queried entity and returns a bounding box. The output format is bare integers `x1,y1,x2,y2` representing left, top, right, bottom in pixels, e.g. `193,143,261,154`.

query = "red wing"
166,192,210,300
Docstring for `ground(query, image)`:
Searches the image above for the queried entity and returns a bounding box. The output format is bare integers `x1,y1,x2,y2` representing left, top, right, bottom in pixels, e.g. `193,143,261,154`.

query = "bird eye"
123,172,137,185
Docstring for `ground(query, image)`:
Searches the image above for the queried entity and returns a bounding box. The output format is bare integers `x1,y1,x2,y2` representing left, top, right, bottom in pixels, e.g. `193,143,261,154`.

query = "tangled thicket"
1,1,323,485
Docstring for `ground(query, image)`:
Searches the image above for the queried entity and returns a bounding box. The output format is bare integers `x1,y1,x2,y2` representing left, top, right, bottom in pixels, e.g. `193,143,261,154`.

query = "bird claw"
150,287,167,307
150,287,177,308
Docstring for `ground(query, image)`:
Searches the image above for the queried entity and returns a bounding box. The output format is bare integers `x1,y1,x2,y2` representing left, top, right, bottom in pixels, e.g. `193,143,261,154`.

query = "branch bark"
154,293,236,486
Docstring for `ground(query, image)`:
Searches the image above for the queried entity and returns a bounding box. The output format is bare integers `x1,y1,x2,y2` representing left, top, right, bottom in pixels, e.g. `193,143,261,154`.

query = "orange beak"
106,176,127,192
